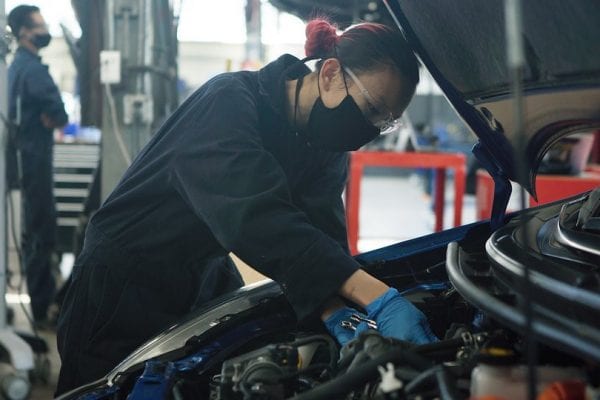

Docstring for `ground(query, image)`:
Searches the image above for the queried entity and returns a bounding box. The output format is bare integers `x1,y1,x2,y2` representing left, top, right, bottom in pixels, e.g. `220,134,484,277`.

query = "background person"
7,4,68,329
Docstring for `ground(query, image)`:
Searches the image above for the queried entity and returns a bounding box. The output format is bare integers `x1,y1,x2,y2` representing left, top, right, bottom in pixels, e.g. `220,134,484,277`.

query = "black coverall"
56,55,362,394
8,47,67,322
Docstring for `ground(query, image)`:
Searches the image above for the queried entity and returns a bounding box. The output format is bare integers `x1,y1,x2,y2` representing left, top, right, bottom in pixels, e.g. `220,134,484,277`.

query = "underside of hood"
384,0,600,226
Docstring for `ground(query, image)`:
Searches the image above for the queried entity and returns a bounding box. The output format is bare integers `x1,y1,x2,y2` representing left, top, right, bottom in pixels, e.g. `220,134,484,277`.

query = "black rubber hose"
286,348,432,400
404,365,464,400
436,367,464,400
415,337,465,354
335,337,464,372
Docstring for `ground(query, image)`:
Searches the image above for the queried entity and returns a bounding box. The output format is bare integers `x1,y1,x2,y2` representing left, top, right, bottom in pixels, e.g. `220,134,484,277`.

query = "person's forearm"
339,269,389,307
41,112,68,129
320,270,389,321
320,297,346,321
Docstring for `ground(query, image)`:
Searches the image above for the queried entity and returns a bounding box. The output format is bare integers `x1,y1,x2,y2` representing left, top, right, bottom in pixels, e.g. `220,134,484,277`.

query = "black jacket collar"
257,54,310,125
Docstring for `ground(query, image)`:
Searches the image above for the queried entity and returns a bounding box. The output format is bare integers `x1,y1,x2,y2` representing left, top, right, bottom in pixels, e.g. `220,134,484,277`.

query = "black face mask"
31,33,51,48
293,67,381,152
305,95,380,151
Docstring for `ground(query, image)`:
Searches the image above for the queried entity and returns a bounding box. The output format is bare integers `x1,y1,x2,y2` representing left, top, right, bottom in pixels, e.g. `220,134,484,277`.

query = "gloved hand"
366,288,438,344
323,306,371,346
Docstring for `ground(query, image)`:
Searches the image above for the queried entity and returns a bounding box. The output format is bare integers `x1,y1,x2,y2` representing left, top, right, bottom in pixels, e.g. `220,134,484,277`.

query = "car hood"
384,0,600,224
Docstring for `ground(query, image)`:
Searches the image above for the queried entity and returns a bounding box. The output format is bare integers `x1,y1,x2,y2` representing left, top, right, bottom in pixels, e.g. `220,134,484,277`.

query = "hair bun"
304,19,339,58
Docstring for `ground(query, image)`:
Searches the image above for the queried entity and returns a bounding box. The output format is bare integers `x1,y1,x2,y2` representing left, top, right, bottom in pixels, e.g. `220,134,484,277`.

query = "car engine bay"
59,190,600,400
180,284,596,400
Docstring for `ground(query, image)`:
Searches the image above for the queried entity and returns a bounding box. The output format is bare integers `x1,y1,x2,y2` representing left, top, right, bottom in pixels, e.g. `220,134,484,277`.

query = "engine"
61,193,600,400
203,284,598,400
209,326,597,400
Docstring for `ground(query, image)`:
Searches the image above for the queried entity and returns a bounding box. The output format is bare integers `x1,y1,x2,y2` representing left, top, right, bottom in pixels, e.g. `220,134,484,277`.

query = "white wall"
21,37,305,98
178,41,304,91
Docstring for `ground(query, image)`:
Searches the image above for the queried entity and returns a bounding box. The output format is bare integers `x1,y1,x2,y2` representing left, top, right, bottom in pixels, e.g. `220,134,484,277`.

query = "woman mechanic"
56,19,437,395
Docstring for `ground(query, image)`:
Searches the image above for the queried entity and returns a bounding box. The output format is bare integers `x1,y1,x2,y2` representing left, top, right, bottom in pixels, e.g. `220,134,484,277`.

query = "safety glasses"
343,66,402,133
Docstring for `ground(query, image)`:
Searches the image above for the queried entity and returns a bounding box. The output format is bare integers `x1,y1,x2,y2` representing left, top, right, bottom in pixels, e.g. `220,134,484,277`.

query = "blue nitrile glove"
366,288,438,344
324,306,371,346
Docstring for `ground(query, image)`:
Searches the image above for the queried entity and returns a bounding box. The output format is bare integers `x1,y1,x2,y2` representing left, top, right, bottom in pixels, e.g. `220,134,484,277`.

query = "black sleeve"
294,152,351,253
170,79,360,320
25,63,68,126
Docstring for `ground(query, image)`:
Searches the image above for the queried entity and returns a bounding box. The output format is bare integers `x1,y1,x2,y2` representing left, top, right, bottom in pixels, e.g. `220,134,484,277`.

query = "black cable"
414,337,465,354
286,347,431,400
504,1,538,398
513,77,538,400
404,365,463,400
6,189,40,337
435,367,463,400
0,112,11,127
334,337,462,379
404,365,438,394
0,116,42,337
383,260,447,282
0,39,42,337
6,190,23,275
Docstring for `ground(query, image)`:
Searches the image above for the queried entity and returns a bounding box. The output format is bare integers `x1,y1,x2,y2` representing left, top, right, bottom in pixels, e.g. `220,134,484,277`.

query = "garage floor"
7,171,476,398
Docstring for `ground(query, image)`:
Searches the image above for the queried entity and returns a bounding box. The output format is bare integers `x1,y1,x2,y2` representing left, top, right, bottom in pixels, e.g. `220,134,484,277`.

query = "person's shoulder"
8,56,44,83
203,71,257,97
18,57,49,79
176,71,260,123
190,71,259,111
29,59,49,73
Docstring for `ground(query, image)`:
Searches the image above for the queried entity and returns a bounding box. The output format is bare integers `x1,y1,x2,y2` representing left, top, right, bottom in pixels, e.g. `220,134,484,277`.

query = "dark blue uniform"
8,46,67,323
56,55,361,393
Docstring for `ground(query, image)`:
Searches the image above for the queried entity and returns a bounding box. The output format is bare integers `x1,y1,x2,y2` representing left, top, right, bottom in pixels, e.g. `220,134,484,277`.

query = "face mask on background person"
31,32,52,48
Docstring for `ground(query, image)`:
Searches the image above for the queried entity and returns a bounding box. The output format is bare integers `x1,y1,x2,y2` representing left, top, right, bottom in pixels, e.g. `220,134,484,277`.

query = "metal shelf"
53,174,95,184
53,142,100,253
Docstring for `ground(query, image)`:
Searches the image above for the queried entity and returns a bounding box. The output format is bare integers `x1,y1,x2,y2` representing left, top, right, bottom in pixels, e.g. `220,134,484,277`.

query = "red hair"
302,18,419,93
304,18,339,58
303,18,419,90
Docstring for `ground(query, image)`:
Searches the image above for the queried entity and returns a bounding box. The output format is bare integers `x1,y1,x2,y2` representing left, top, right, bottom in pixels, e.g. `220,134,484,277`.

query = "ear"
319,58,344,92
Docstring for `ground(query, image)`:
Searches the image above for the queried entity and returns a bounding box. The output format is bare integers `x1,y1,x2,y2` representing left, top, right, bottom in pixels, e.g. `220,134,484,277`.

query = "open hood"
384,0,600,226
